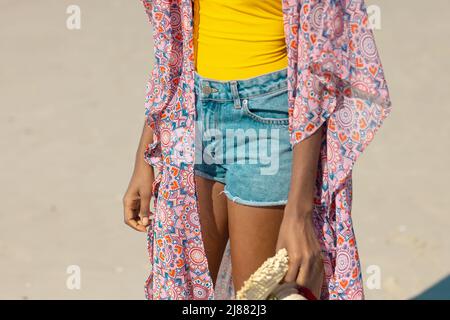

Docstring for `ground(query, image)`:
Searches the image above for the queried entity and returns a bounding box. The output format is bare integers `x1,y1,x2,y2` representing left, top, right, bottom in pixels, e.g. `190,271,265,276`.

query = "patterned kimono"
140,0,392,300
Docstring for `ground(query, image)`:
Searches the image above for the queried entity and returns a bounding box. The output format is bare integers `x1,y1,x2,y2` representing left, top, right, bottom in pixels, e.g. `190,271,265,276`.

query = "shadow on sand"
412,275,450,300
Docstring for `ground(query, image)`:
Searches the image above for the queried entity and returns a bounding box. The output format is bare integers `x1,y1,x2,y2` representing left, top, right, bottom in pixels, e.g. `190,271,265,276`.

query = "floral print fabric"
140,0,392,300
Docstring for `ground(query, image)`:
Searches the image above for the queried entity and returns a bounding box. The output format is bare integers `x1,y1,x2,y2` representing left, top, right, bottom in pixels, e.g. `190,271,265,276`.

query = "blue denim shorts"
193,67,293,207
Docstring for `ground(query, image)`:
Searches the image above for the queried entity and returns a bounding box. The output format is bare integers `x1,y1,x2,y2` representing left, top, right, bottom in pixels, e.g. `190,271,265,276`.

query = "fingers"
277,241,300,283
283,254,301,283
296,254,324,299
123,194,147,233
281,248,324,299
139,192,152,228
126,215,147,232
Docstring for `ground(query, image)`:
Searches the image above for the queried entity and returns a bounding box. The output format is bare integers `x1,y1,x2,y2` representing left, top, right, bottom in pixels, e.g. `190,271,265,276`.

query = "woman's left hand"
275,206,324,299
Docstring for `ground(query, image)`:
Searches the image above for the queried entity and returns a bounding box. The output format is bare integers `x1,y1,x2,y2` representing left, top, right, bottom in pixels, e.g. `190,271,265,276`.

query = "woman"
123,0,392,300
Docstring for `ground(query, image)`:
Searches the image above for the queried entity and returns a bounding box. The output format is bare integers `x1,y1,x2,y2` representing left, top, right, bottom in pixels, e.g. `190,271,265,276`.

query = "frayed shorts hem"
194,169,226,184
195,170,288,207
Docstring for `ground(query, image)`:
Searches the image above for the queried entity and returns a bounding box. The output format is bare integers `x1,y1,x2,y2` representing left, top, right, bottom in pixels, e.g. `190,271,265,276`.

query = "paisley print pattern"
140,0,392,300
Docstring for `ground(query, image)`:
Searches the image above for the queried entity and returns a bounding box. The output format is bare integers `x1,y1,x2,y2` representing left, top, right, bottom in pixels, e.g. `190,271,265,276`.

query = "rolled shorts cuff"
220,188,288,207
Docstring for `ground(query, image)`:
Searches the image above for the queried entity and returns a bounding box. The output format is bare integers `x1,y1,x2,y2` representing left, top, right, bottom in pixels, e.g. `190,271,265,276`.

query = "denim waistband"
194,67,288,102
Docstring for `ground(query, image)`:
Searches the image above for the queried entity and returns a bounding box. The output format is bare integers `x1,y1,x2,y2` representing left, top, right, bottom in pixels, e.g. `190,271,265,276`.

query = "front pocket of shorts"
242,88,289,126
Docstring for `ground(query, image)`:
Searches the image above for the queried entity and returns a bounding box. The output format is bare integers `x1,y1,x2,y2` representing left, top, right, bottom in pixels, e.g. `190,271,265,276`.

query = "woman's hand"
122,122,155,232
275,207,324,299
123,162,154,232
278,126,325,298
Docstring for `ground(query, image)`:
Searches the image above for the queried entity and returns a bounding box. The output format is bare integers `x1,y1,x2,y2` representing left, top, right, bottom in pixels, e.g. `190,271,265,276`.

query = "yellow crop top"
193,0,288,81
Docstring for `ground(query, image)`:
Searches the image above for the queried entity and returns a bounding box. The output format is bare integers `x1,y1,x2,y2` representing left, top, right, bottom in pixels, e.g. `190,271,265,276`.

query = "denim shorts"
193,67,293,207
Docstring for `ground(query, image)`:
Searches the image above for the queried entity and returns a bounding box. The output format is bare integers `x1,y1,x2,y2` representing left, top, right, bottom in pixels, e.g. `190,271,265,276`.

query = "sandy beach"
0,0,449,299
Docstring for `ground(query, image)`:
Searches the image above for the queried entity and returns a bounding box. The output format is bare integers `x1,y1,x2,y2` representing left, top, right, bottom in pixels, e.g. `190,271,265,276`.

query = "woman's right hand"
123,158,154,232
123,123,155,232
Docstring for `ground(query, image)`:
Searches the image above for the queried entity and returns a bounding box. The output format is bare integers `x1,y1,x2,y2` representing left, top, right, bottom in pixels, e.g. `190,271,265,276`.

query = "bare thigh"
227,201,285,292
195,175,229,286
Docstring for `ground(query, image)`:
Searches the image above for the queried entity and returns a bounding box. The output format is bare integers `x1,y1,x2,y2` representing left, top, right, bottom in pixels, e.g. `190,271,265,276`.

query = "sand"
0,0,449,299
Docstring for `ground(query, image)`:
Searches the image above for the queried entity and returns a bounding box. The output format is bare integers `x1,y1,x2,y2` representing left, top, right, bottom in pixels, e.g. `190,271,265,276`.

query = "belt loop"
230,81,241,109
